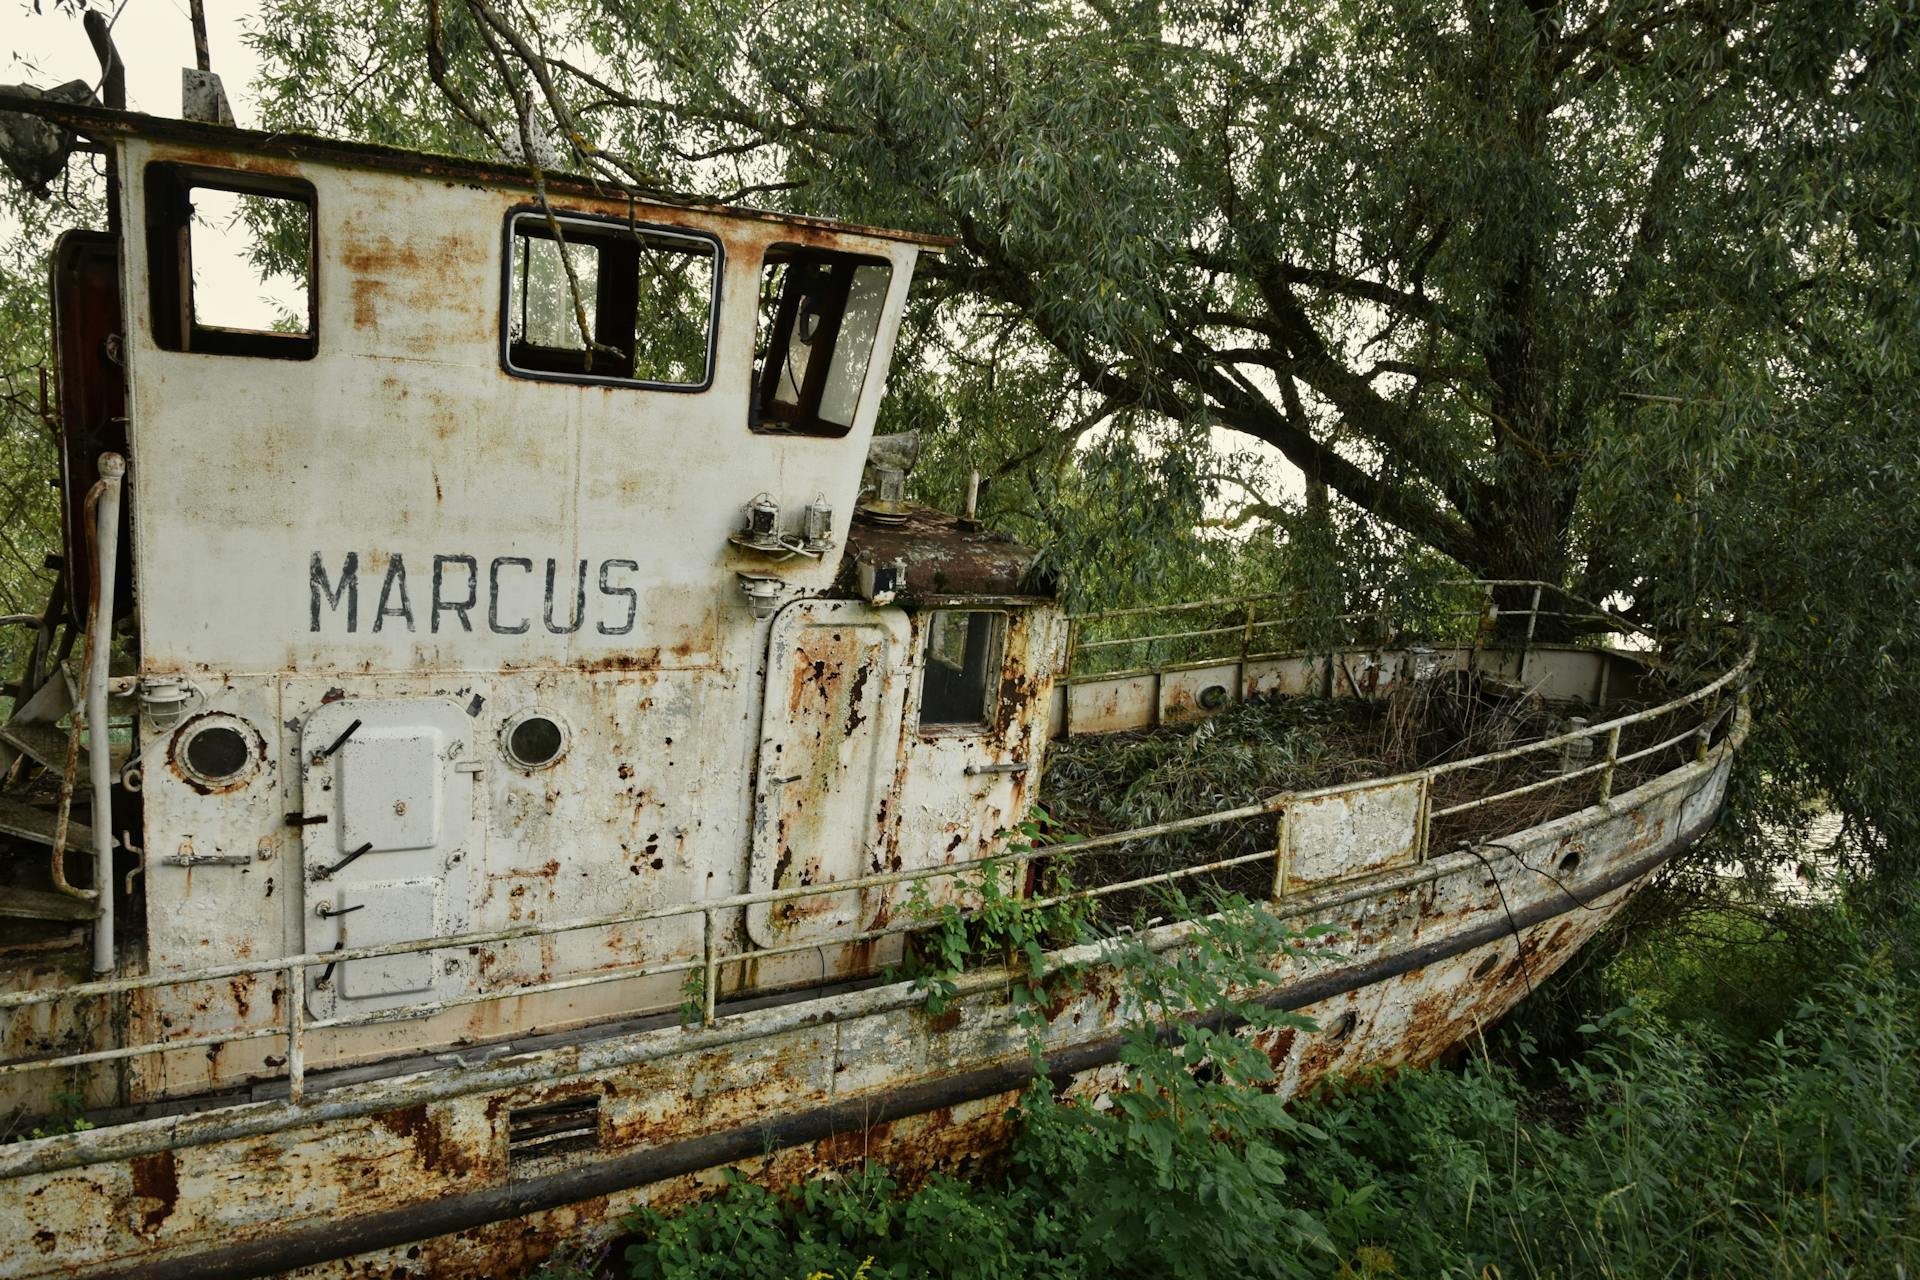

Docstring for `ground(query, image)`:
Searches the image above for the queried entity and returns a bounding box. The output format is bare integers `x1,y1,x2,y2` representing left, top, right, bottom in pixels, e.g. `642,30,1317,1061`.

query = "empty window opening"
751,245,892,437
504,212,718,388
146,164,316,358
920,611,1006,731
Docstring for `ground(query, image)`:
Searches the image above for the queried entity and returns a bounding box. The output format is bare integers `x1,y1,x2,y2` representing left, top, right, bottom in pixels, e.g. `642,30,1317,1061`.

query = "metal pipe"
701,909,718,1026
1598,725,1621,800
88,453,125,974
286,962,307,1104
1518,583,1542,683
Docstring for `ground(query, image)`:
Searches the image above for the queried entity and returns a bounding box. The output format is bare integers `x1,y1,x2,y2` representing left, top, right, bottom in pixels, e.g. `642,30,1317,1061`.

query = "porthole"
502,710,568,771
171,715,262,790
1324,1009,1359,1042
1558,850,1583,875
1198,684,1231,711
1471,952,1501,980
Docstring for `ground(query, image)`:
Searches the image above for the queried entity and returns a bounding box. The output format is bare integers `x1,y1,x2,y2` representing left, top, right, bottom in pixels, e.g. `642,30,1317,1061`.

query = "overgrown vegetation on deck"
1038,671,1702,919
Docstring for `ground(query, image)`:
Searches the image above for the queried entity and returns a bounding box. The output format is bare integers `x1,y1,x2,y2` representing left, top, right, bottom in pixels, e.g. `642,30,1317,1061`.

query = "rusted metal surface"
0,729,1735,1279
836,506,1055,603
13,120,998,1104
1056,644,1650,739
1279,776,1429,895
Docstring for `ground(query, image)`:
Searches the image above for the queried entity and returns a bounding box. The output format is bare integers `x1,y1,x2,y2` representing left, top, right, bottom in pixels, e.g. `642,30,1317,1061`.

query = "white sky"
2,1,264,122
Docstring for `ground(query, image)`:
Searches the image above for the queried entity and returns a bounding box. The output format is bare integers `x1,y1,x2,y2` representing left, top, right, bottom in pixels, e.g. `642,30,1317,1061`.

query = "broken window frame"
916,610,1009,735
144,162,318,360
750,244,894,438
498,208,722,392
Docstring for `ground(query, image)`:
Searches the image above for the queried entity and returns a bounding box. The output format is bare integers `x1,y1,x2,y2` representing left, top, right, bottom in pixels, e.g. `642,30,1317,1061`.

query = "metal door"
746,599,909,948
299,697,480,1018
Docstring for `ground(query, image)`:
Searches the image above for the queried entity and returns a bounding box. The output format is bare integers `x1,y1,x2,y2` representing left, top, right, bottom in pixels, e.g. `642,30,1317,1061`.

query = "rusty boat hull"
2,706,1738,1280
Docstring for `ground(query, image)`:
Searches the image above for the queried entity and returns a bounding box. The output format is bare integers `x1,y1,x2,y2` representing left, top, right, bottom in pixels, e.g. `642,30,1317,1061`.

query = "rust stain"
373,1103,473,1178
164,710,270,796
834,506,1055,603
574,649,664,673
128,1151,179,1232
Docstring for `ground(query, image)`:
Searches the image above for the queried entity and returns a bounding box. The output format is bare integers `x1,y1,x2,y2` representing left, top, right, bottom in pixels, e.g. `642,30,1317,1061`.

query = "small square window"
503,212,718,388
919,611,1006,731
145,163,316,359
751,245,893,436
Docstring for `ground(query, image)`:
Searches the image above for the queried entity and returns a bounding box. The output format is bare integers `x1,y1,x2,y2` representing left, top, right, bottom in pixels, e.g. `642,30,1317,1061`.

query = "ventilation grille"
508,1095,600,1164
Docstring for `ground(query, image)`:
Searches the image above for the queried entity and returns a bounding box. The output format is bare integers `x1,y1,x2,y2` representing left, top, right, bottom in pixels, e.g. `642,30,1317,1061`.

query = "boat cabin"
2,102,1061,1106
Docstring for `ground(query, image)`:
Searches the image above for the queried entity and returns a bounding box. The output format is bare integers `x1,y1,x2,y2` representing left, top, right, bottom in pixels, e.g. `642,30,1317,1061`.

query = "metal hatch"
746,599,910,948
299,698,480,1018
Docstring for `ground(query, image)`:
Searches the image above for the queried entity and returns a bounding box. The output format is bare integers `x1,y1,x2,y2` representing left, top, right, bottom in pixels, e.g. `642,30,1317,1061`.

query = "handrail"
0,618,1749,1112
1062,579,1653,683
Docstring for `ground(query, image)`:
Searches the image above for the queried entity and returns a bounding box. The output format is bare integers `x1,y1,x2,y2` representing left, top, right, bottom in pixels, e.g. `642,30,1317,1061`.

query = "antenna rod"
189,0,213,73
81,10,125,110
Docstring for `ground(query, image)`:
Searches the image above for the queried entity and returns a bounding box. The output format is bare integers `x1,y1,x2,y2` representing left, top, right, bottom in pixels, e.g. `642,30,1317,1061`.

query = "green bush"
579,904,1920,1280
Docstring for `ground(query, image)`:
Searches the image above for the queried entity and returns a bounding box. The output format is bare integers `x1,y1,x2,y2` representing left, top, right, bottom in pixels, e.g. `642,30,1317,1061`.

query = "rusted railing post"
1519,583,1542,683
701,908,718,1027
1469,584,1493,678
286,960,305,1105
1269,809,1289,901
1598,725,1621,800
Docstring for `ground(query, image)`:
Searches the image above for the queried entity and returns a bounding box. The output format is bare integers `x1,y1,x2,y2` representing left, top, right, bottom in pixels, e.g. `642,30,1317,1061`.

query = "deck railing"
0,589,1747,1121
1062,578,1648,682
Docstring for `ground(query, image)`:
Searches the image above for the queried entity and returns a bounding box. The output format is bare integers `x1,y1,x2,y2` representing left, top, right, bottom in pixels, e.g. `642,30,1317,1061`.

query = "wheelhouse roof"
0,90,955,250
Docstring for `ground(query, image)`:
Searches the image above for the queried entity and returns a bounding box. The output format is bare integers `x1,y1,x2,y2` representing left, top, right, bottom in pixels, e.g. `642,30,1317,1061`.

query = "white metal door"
299,698,481,1018
746,599,909,948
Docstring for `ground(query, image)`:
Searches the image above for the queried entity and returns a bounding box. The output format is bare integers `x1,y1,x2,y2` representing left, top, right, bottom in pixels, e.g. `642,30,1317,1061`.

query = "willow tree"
83,0,1920,863
247,1,1908,600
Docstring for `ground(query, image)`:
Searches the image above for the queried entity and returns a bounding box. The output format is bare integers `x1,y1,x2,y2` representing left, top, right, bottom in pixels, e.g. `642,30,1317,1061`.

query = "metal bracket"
312,717,361,764
161,850,253,867
314,842,374,881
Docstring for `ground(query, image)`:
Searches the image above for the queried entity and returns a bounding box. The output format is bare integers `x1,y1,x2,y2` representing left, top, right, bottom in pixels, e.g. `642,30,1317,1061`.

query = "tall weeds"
589,903,1920,1280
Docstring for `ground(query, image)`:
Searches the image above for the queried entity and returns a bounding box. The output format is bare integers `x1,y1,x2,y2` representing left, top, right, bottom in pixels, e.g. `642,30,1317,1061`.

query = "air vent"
507,1095,600,1164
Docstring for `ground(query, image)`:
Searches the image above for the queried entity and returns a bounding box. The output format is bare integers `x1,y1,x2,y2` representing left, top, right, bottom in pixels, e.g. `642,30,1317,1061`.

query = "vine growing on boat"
890,806,1092,1018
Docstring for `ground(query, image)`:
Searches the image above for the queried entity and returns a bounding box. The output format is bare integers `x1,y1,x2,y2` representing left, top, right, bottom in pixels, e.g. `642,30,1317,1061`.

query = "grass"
542,894,1920,1280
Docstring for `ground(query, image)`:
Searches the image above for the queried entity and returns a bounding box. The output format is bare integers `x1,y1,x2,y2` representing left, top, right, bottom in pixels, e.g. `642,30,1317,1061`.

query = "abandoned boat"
0,91,1747,1279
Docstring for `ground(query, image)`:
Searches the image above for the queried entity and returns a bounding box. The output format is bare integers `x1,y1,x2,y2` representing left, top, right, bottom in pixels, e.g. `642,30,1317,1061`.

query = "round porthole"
502,710,568,771
172,715,261,791
1472,952,1501,980
1558,850,1583,875
1198,684,1231,711
1324,1009,1359,1042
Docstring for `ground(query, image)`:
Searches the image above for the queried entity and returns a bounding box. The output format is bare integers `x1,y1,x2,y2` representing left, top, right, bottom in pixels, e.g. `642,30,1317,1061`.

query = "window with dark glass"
751,245,892,436
145,163,316,359
503,212,718,388
919,611,1006,730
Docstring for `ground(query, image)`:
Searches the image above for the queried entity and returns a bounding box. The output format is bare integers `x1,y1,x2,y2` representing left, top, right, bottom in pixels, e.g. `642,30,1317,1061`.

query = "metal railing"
0,599,1746,1122
1062,579,1649,683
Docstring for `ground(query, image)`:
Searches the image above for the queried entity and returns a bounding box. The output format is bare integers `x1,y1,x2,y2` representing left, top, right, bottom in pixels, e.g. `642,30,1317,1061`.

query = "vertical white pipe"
89,452,125,974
